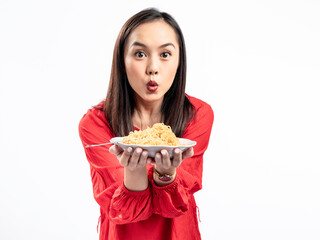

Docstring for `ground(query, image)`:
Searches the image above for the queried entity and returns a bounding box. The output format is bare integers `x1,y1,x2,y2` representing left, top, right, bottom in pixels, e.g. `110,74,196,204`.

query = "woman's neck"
132,98,163,130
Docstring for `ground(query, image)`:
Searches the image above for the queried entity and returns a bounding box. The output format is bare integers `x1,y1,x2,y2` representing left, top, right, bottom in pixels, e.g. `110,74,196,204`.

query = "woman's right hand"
110,145,151,191
109,145,152,171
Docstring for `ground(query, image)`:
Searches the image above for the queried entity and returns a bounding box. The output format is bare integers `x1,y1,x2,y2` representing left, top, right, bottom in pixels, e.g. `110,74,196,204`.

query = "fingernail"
175,149,180,154
127,147,132,153
136,148,142,154
142,152,147,157
161,150,166,155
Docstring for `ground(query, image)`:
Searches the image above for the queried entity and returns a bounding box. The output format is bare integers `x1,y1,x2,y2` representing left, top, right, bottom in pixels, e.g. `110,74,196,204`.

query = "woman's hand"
154,147,194,175
109,145,152,171
109,145,152,191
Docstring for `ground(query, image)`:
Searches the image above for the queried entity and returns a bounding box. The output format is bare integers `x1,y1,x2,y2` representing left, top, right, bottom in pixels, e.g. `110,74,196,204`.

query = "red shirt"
79,95,214,240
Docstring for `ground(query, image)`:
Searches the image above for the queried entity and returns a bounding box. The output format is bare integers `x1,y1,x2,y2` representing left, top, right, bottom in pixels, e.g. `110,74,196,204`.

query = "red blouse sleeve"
78,107,152,224
149,97,214,218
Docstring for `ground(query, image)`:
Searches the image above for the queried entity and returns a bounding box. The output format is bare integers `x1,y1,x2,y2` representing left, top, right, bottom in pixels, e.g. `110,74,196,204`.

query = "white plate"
110,137,196,158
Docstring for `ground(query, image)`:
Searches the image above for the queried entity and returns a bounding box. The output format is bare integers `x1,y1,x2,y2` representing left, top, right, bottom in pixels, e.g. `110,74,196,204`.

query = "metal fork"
85,142,113,148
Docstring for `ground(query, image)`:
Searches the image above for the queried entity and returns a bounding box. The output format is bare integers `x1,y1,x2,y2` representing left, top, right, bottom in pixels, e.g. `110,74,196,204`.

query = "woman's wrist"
124,166,148,191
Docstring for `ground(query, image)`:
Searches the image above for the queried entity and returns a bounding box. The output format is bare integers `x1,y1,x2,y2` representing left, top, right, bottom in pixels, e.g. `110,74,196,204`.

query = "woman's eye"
160,52,171,58
135,51,146,58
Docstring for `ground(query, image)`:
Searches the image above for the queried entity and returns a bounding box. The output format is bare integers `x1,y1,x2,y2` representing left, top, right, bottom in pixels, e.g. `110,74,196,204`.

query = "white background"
1,0,319,239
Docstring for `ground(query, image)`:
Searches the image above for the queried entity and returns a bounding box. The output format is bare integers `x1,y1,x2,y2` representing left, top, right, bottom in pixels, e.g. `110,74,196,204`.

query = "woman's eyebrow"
159,43,176,49
130,41,147,48
130,41,176,49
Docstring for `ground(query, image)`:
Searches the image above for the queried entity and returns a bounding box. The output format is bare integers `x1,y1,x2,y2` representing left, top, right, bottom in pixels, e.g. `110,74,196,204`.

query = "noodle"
122,123,180,146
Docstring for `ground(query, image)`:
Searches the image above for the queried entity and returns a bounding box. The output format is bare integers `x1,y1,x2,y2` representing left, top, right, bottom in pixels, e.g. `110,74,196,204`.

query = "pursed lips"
147,80,158,92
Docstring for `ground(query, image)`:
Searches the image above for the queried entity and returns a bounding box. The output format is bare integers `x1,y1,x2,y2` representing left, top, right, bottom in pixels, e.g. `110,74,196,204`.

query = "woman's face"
124,20,180,106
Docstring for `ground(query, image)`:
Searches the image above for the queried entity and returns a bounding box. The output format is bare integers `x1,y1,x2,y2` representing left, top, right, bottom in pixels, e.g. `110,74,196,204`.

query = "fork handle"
85,142,113,148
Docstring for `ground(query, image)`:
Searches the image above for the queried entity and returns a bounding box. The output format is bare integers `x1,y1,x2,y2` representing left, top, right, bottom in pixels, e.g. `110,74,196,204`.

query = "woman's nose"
146,57,159,76
148,70,158,75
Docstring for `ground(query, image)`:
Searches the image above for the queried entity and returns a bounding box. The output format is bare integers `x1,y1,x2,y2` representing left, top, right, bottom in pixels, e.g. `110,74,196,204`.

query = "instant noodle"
122,123,180,146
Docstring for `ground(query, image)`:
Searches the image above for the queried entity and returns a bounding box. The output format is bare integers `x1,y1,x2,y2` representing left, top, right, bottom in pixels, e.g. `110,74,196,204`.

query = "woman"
79,8,214,240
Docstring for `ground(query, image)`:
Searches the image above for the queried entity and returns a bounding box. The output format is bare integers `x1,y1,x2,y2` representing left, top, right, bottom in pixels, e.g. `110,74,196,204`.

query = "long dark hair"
103,8,195,137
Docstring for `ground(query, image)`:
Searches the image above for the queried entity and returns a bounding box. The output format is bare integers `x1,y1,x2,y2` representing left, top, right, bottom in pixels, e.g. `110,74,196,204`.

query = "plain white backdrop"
1,0,319,239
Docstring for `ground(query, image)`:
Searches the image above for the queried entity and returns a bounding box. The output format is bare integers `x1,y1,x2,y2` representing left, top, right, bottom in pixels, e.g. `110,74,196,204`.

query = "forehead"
126,20,179,47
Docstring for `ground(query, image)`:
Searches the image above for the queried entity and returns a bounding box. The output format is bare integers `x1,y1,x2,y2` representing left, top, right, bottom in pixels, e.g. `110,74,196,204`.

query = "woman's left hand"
154,147,194,175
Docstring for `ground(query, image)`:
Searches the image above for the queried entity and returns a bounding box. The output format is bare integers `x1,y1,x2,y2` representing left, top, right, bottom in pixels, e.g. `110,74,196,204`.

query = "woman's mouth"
147,80,158,92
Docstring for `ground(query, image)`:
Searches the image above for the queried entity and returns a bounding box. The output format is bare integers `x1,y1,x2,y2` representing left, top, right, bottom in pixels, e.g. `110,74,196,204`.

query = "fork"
85,142,113,148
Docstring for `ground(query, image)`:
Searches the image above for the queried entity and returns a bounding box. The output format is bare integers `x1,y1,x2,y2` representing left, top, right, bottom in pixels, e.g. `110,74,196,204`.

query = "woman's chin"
137,93,164,105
